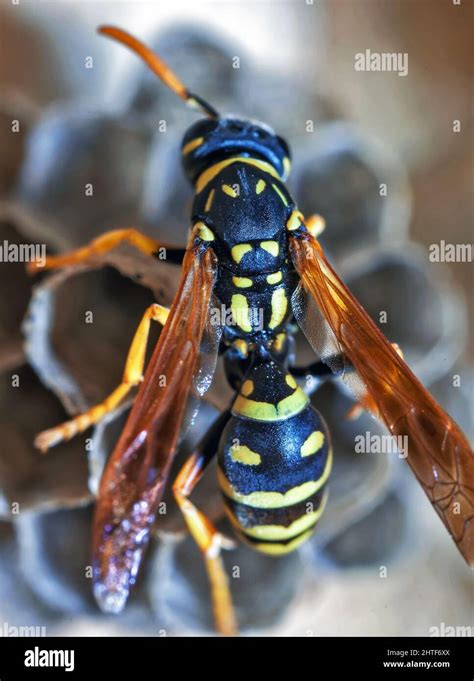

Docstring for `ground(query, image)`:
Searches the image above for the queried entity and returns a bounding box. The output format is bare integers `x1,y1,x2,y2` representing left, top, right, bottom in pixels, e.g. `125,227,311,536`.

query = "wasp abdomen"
217,359,332,555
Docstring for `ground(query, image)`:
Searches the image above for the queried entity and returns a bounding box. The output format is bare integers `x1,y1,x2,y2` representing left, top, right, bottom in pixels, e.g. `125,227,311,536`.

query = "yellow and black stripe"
223,485,329,554
217,358,332,555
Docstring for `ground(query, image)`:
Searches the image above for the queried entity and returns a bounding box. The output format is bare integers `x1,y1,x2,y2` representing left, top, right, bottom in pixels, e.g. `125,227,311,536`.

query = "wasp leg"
291,353,347,396
293,344,403,381
293,343,404,416
34,303,170,452
172,410,238,637
291,359,339,380
27,227,186,273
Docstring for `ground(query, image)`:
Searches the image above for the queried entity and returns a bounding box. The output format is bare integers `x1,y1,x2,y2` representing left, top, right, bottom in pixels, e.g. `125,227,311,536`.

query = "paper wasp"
29,26,473,636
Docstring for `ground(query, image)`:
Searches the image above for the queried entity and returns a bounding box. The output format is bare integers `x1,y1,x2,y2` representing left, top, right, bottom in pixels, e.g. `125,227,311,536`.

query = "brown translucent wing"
92,243,220,612
290,232,474,566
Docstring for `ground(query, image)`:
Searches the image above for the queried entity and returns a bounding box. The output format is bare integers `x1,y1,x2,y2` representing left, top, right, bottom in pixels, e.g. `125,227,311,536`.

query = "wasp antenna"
98,25,219,119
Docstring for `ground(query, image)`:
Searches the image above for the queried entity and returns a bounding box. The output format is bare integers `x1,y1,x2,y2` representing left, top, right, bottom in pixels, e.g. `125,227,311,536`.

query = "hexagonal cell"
23,248,180,414
316,490,410,570
148,523,302,634
15,504,154,628
345,246,467,384
15,106,153,248
291,123,411,261
16,505,96,615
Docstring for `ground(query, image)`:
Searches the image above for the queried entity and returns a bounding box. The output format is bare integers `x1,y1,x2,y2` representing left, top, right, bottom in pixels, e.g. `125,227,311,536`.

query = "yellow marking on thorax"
266,271,282,285
283,157,291,180
204,188,215,212
241,380,254,396
182,136,204,155
268,288,288,329
193,221,214,241
301,430,325,457
260,241,279,257
256,179,266,194
231,243,252,264
231,294,252,332
285,374,297,389
272,183,288,206
230,444,262,466
286,210,304,231
218,450,332,509
232,386,308,421
232,276,253,289
195,156,281,194
222,184,238,198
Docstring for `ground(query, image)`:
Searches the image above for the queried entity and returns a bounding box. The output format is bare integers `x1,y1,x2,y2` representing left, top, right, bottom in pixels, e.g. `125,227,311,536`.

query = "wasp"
29,26,473,636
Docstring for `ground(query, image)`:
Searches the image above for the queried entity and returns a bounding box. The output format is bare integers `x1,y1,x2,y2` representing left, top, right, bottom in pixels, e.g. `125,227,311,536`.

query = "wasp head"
181,117,291,185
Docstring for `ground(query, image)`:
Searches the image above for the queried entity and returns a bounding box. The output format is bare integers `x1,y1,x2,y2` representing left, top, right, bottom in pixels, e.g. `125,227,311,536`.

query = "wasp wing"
92,243,221,612
290,232,474,566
